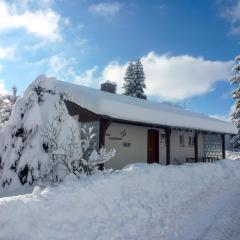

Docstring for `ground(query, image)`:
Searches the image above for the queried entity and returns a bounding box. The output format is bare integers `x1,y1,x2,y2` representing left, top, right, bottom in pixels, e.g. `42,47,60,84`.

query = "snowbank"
226,150,240,160
0,160,240,240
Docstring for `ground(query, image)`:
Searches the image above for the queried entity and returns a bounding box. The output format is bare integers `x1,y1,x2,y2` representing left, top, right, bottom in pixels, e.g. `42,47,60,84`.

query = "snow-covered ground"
0,160,240,240
226,150,240,160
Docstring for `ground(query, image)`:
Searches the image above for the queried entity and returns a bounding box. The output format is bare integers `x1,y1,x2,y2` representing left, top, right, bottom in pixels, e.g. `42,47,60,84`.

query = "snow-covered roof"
55,79,237,134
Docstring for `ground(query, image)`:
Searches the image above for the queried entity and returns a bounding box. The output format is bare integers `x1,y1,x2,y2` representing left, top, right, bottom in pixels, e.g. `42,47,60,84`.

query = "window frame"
160,133,166,144
188,136,195,147
179,135,185,147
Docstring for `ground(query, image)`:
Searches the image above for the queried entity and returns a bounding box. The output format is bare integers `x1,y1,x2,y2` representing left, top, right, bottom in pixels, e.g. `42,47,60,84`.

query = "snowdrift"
0,160,240,240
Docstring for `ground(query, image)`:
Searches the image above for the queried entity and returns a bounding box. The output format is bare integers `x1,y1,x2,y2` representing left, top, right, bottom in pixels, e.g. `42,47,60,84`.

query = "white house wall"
104,122,206,169
104,123,148,169
170,130,205,164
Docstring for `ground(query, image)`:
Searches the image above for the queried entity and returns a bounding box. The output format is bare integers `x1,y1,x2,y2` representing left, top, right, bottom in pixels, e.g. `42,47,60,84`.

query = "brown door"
147,129,159,164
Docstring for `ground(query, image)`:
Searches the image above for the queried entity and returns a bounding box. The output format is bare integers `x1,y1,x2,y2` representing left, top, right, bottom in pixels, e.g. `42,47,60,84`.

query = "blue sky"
0,0,239,120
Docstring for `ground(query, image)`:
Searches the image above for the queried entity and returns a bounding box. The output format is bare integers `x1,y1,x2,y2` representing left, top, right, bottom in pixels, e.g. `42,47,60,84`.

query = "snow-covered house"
55,80,237,169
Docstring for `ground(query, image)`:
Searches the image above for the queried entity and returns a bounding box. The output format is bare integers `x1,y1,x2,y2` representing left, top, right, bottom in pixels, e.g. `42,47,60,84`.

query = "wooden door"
147,129,159,164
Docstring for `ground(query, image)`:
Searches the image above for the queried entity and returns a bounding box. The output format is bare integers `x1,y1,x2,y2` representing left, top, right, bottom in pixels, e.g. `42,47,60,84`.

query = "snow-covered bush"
229,55,240,149
0,86,18,128
80,123,115,175
0,75,115,187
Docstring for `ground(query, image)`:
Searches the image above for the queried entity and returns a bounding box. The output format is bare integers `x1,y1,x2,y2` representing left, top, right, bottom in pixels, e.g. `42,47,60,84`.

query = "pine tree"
0,85,18,128
0,75,115,187
123,59,147,99
133,59,147,99
230,55,240,149
123,61,135,96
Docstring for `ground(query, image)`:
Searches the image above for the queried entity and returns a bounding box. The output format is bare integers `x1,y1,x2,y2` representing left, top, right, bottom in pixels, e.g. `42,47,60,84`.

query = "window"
192,137,195,146
188,136,195,146
160,134,166,143
188,136,192,146
179,135,184,147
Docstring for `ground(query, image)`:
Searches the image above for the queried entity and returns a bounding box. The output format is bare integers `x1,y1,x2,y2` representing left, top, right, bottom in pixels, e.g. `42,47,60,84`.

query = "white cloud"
14,0,54,11
0,0,61,41
73,66,98,86
220,0,240,35
89,1,121,19
0,45,15,59
46,54,98,87
223,0,240,22
24,41,47,51
101,52,232,101
74,37,96,55
43,52,232,102
102,61,126,84
47,54,76,78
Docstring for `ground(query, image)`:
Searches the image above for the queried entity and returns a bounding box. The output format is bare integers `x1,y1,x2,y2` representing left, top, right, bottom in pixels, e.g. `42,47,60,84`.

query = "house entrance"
147,129,159,164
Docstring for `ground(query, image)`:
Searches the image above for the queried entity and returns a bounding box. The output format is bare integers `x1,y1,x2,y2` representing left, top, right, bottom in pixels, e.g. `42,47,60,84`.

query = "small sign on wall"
109,137,122,140
123,142,131,147
106,128,127,141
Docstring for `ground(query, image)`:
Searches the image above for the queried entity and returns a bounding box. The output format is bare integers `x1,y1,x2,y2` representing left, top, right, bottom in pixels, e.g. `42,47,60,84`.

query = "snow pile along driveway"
0,160,240,240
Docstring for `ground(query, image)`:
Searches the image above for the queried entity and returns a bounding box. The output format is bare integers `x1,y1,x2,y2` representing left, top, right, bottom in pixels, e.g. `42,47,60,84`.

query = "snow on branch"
230,55,240,149
0,75,115,187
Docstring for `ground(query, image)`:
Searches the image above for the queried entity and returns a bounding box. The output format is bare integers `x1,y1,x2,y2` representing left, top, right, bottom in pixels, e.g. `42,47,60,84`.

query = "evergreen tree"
0,86,18,128
133,59,147,99
123,61,135,96
0,76,115,187
230,55,240,149
123,59,147,99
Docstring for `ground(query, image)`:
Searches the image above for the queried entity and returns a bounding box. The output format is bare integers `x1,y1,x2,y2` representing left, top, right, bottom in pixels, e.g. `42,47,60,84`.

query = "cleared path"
201,191,240,240
173,189,240,240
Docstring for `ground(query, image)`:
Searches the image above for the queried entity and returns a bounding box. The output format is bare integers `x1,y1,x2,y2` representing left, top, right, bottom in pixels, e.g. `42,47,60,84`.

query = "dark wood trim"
64,101,232,135
99,115,229,135
111,117,164,129
164,127,171,165
194,131,199,163
221,134,226,159
65,100,99,122
98,119,111,171
99,119,111,149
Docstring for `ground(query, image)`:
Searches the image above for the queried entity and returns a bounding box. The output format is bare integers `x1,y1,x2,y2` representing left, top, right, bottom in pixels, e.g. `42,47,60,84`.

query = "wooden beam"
100,115,230,135
65,100,99,122
194,131,199,163
221,134,226,159
98,118,111,149
164,127,171,165
98,119,111,171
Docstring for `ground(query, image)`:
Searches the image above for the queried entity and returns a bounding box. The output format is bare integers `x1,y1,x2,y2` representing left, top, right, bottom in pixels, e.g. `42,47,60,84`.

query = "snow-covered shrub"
0,75,115,187
230,55,240,149
0,86,18,128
